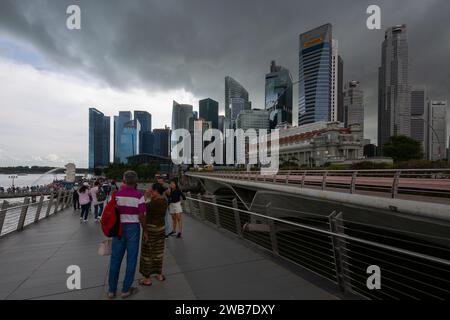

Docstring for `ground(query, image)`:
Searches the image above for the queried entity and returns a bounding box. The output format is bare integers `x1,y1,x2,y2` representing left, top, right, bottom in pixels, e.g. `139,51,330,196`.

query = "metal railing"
190,169,450,200
0,190,73,237
183,193,450,300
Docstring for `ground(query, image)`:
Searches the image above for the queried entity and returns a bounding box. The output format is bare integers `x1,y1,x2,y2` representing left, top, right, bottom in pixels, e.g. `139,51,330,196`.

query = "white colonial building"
277,121,363,167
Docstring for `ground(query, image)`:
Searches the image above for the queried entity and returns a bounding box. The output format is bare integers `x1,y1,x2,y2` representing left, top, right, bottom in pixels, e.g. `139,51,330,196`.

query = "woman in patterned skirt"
138,183,168,286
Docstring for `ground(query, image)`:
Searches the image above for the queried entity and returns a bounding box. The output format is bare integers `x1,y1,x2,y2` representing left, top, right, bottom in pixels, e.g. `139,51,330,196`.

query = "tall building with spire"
378,24,411,151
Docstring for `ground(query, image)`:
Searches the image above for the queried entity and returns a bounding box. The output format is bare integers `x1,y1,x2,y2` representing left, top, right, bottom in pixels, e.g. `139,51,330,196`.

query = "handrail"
184,193,450,300
0,191,73,237
187,196,450,267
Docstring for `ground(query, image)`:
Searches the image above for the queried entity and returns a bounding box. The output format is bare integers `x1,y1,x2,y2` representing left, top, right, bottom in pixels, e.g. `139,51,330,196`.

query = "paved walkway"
0,207,340,300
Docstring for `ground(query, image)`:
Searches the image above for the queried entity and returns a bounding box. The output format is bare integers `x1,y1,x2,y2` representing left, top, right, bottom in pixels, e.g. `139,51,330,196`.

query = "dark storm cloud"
0,0,449,142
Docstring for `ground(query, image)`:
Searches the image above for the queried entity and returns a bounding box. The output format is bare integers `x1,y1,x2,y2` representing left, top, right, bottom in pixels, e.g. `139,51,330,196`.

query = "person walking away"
139,183,168,286
108,171,147,299
168,180,186,238
78,184,91,223
73,186,80,211
91,181,106,222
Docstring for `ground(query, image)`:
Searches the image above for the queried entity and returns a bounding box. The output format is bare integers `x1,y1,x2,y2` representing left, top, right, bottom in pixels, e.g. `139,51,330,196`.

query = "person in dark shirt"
168,180,186,238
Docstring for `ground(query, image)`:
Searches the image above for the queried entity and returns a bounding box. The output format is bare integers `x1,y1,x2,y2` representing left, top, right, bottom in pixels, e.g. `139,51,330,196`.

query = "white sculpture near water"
65,163,76,183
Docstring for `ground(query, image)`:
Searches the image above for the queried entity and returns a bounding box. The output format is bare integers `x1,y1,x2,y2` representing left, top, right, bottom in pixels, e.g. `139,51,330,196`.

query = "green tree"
383,135,423,162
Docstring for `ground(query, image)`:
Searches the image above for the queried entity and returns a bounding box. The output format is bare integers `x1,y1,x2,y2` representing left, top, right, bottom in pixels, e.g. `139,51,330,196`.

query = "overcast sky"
0,0,449,168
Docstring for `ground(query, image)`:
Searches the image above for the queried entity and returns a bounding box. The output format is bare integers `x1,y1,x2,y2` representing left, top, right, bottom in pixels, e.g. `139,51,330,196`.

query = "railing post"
0,201,9,235
211,195,220,227
54,190,63,214
34,195,45,223
64,191,71,209
266,203,279,255
329,211,348,293
322,171,328,191
272,174,276,183
46,193,55,217
285,171,290,184
232,198,243,237
350,171,357,194
301,171,306,188
198,194,206,220
185,192,192,214
392,170,401,199
17,197,31,231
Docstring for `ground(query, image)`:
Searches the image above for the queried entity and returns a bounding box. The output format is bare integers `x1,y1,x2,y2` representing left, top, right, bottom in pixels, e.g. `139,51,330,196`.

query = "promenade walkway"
0,206,341,300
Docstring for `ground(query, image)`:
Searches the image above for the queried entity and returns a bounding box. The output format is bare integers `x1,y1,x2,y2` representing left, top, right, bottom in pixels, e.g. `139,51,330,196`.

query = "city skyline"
1,0,449,167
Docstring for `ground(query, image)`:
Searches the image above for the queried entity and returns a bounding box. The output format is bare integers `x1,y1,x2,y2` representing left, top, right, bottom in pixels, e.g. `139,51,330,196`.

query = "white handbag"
98,239,112,256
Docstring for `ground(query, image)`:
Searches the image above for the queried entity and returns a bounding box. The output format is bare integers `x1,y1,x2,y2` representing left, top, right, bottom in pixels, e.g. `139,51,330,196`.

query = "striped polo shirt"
115,185,146,224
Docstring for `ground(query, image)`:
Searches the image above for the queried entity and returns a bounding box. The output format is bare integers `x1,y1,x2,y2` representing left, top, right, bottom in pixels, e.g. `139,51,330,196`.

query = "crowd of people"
72,179,117,222
104,171,186,299
0,182,66,195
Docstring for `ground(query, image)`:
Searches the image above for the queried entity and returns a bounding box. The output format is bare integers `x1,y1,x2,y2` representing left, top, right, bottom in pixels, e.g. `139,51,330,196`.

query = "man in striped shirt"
108,171,147,299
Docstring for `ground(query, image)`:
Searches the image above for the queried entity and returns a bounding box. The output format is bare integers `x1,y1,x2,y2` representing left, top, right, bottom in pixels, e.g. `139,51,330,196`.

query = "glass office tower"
114,111,132,163
265,60,293,128
120,119,140,163
225,76,251,126
88,108,110,169
378,24,410,150
153,127,171,158
134,110,152,154
199,98,219,129
298,23,332,126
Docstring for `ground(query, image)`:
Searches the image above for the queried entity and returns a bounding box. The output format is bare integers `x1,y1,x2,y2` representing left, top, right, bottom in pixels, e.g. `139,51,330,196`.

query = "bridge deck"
0,207,341,300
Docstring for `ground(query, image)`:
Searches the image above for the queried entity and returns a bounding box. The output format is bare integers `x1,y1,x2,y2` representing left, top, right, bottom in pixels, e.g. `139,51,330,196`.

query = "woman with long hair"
168,179,186,238
138,183,168,286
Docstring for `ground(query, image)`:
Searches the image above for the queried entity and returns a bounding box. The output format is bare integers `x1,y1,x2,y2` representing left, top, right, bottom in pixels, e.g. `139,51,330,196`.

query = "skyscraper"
114,111,132,163
298,23,333,126
230,97,246,128
343,81,364,156
236,109,270,131
152,127,171,158
378,24,411,151
172,101,193,131
134,110,152,154
427,100,447,161
265,60,293,128
133,111,152,133
88,108,110,169
225,76,250,126
120,119,140,163
330,40,344,122
199,98,219,129
410,86,427,157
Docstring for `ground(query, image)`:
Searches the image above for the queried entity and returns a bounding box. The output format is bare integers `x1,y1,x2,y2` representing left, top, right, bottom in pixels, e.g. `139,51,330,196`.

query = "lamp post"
8,175,18,188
